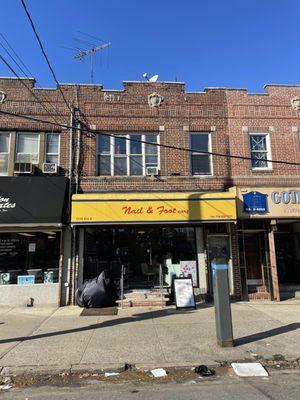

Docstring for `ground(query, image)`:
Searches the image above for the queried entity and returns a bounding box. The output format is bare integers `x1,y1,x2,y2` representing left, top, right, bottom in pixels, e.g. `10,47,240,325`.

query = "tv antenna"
63,32,111,83
75,41,111,83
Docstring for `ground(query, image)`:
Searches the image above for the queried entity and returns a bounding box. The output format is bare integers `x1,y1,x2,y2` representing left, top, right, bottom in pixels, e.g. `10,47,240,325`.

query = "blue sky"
1,0,299,92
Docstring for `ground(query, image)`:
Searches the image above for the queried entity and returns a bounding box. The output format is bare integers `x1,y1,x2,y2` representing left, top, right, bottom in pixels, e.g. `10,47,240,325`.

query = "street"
1,370,299,400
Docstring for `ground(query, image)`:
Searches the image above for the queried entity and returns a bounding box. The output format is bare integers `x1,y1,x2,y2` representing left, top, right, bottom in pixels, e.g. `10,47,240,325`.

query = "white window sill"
251,168,273,172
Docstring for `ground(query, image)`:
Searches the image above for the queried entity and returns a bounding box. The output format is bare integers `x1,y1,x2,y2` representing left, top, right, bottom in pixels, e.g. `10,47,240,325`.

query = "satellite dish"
149,74,159,82
142,72,149,80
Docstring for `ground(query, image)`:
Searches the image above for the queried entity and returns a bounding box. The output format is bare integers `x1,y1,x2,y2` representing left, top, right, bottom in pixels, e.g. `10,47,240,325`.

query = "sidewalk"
0,302,299,374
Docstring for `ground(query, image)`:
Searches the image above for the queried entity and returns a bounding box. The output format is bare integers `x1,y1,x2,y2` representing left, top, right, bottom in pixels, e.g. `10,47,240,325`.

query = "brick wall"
1,78,300,190
1,78,300,300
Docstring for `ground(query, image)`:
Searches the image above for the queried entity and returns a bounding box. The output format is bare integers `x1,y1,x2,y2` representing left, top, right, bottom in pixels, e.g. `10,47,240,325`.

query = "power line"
1,108,300,168
0,53,63,126
0,33,71,122
0,35,32,79
20,0,72,113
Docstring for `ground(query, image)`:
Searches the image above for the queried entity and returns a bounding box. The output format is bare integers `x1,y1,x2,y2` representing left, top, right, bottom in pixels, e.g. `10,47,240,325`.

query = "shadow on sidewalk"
235,323,300,346
1,306,298,348
0,307,199,345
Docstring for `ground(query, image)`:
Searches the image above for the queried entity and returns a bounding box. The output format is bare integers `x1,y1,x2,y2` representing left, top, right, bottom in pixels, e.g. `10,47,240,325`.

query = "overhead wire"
0,53,64,126
1,108,300,168
20,0,72,113
0,34,73,126
0,36,32,80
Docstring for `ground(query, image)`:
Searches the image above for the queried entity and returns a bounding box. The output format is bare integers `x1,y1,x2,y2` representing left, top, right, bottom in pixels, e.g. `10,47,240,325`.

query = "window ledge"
251,169,273,173
85,175,217,180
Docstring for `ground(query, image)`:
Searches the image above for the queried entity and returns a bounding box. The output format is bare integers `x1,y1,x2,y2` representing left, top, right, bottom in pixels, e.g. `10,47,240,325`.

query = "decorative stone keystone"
291,96,300,111
148,93,164,107
0,91,7,104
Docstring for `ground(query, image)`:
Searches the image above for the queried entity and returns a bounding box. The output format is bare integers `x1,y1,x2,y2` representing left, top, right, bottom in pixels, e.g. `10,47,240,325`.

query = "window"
97,133,159,176
45,133,60,164
190,133,212,175
16,132,39,163
0,132,10,176
0,232,60,285
249,133,272,169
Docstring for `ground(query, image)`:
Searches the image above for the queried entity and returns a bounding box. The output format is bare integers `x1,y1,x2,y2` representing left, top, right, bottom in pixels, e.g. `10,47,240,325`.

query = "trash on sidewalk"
231,363,268,377
104,372,120,377
194,365,215,377
0,384,12,390
151,368,167,378
124,363,134,371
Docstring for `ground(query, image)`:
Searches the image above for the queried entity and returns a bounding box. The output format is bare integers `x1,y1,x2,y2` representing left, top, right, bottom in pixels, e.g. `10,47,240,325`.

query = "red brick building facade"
1,77,300,305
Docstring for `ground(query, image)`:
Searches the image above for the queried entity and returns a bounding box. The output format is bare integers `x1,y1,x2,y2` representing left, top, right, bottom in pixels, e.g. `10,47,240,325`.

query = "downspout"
66,105,75,304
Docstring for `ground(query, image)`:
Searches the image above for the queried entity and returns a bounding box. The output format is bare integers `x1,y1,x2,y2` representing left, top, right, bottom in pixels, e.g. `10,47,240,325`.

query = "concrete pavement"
0,302,299,374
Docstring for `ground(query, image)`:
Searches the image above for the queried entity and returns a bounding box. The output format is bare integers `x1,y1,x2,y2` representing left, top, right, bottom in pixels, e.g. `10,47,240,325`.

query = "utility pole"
74,42,111,83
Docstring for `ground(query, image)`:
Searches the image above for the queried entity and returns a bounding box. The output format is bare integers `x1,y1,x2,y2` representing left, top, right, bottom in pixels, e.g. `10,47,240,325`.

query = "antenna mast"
74,41,111,83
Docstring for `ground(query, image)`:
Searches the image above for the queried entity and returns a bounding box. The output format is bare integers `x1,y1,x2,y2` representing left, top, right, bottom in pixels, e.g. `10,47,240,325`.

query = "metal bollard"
212,258,234,347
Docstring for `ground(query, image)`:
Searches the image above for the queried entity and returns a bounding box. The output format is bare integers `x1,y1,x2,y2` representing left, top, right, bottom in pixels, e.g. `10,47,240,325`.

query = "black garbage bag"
75,271,118,308
194,365,215,376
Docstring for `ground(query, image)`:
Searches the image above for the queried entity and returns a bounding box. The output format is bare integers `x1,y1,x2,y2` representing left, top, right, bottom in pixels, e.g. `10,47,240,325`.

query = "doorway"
275,231,300,299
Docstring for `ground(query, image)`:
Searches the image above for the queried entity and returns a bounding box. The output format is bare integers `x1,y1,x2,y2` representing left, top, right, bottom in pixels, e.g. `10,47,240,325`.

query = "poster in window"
28,243,36,252
180,260,197,286
44,271,54,283
174,277,196,309
0,273,10,285
17,275,35,285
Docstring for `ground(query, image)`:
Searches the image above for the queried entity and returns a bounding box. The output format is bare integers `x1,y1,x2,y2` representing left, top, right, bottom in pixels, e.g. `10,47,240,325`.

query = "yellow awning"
71,192,236,225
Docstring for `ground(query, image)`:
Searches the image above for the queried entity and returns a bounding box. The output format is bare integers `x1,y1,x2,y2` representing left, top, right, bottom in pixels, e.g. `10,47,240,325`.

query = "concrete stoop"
248,285,272,301
116,290,169,308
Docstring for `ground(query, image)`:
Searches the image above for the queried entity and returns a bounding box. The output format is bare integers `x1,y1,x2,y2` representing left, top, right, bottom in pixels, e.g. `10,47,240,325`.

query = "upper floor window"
249,133,272,169
45,133,60,164
16,132,39,164
0,132,10,176
97,133,159,176
190,133,212,175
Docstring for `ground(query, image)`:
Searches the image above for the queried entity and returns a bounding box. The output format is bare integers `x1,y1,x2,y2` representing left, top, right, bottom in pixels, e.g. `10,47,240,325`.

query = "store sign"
0,196,16,213
71,192,236,225
0,177,68,225
235,187,300,218
242,192,268,215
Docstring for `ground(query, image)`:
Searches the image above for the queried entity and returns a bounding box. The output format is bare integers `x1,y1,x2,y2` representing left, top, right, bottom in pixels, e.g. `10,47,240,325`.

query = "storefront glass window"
84,226,197,288
0,232,60,285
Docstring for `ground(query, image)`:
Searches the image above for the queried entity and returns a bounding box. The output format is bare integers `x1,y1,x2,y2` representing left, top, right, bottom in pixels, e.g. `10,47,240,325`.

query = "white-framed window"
190,132,212,175
45,133,60,164
249,133,272,170
0,132,10,176
97,133,159,176
15,132,39,164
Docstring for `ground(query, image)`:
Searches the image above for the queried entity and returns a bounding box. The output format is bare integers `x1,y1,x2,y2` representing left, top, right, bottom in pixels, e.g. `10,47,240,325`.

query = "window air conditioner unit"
42,162,58,174
14,162,35,175
146,166,159,176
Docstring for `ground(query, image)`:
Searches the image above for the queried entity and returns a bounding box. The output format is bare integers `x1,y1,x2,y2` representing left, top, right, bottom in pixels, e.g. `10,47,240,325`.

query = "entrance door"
244,233,263,285
275,232,300,285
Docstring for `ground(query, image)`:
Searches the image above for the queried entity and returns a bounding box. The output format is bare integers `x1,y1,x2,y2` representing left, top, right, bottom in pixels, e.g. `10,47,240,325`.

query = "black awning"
0,177,69,225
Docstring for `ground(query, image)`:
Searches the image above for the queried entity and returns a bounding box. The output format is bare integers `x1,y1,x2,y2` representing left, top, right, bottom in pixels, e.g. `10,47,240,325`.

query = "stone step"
116,299,167,308
121,291,169,300
248,292,271,301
